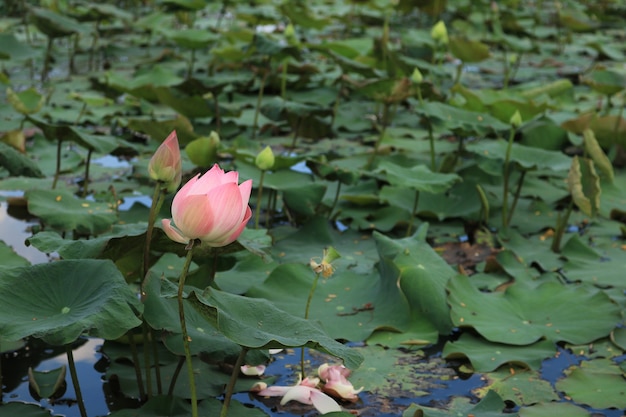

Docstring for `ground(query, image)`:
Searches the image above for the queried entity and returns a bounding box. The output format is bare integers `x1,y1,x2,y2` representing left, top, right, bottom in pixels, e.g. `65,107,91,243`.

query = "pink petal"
210,206,251,247
197,183,245,243
280,385,314,406
256,385,291,397
310,389,342,414
173,174,200,203
238,179,253,216
172,194,216,239
161,219,190,244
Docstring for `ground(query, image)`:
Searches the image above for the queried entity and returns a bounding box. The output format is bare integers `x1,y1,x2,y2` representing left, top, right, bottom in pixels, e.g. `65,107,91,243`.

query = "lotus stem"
220,347,248,417
42,37,53,82
281,58,288,99
301,272,321,378
501,126,516,229
328,182,342,220
406,190,420,237
142,323,153,398
168,356,186,396
551,199,574,253
151,328,163,394
52,139,62,190
252,67,269,140
254,170,266,229
142,185,166,287
66,345,88,417
507,170,526,226
81,149,93,198
428,122,436,172
366,102,390,170
178,240,198,417
128,331,146,400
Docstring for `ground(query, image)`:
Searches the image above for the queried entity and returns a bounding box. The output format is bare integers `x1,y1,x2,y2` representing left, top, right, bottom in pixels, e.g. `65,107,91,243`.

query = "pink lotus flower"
161,164,252,247
148,130,182,192
253,377,341,414
318,364,363,402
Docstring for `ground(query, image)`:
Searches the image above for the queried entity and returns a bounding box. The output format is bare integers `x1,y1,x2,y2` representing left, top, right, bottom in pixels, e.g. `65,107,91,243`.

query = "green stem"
142,322,153,399
328,182,342,220
501,126,516,229
428,122,436,172
178,240,198,417
290,117,302,150
143,186,165,286
128,331,146,400
507,170,526,226
252,67,269,140
452,63,463,89
0,339,3,404
42,37,53,82
82,149,93,198
66,345,88,417
365,102,390,170
151,328,163,394
281,58,288,99
254,170,266,229
406,190,420,237
52,139,62,189
551,199,574,253
187,49,196,79
301,273,321,378
168,356,185,396
220,347,248,417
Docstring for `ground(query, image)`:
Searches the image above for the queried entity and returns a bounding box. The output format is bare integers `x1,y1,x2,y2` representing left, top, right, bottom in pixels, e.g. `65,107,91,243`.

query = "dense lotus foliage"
0,0,626,416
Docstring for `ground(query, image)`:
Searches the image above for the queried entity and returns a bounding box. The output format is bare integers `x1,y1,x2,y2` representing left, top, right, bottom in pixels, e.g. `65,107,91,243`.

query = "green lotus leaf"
555,359,626,409
473,367,559,405
567,156,600,217
519,402,591,417
468,139,572,171
0,142,45,178
160,28,218,49
417,102,510,135
582,69,626,96
448,276,621,345
108,395,269,417
0,259,142,345
0,402,61,417
28,6,92,38
25,189,117,235
443,333,556,372
375,161,461,193
449,36,490,63
0,33,38,61
403,390,509,417
28,365,66,400
187,287,363,369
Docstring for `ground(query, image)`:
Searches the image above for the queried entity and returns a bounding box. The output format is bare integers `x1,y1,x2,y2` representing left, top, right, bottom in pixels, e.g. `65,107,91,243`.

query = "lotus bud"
509,110,522,128
285,23,295,39
431,20,449,45
148,131,182,192
255,146,275,171
411,68,424,84
241,365,266,376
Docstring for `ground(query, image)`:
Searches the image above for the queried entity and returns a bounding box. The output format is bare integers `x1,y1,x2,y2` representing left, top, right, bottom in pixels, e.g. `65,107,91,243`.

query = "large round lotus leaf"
187,288,363,369
403,390,509,417
0,402,61,417
0,259,142,345
443,333,556,372
555,359,626,409
108,395,269,417
473,367,559,405
467,139,572,171
448,276,621,345
25,188,117,235
519,402,591,417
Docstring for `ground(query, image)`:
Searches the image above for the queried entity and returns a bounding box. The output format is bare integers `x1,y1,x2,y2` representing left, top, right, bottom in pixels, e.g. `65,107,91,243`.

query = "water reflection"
0,201,49,264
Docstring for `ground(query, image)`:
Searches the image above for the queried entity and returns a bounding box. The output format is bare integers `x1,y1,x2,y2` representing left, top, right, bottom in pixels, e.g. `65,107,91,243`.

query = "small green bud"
509,110,522,128
431,20,448,45
411,68,424,84
255,146,275,171
285,23,295,39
